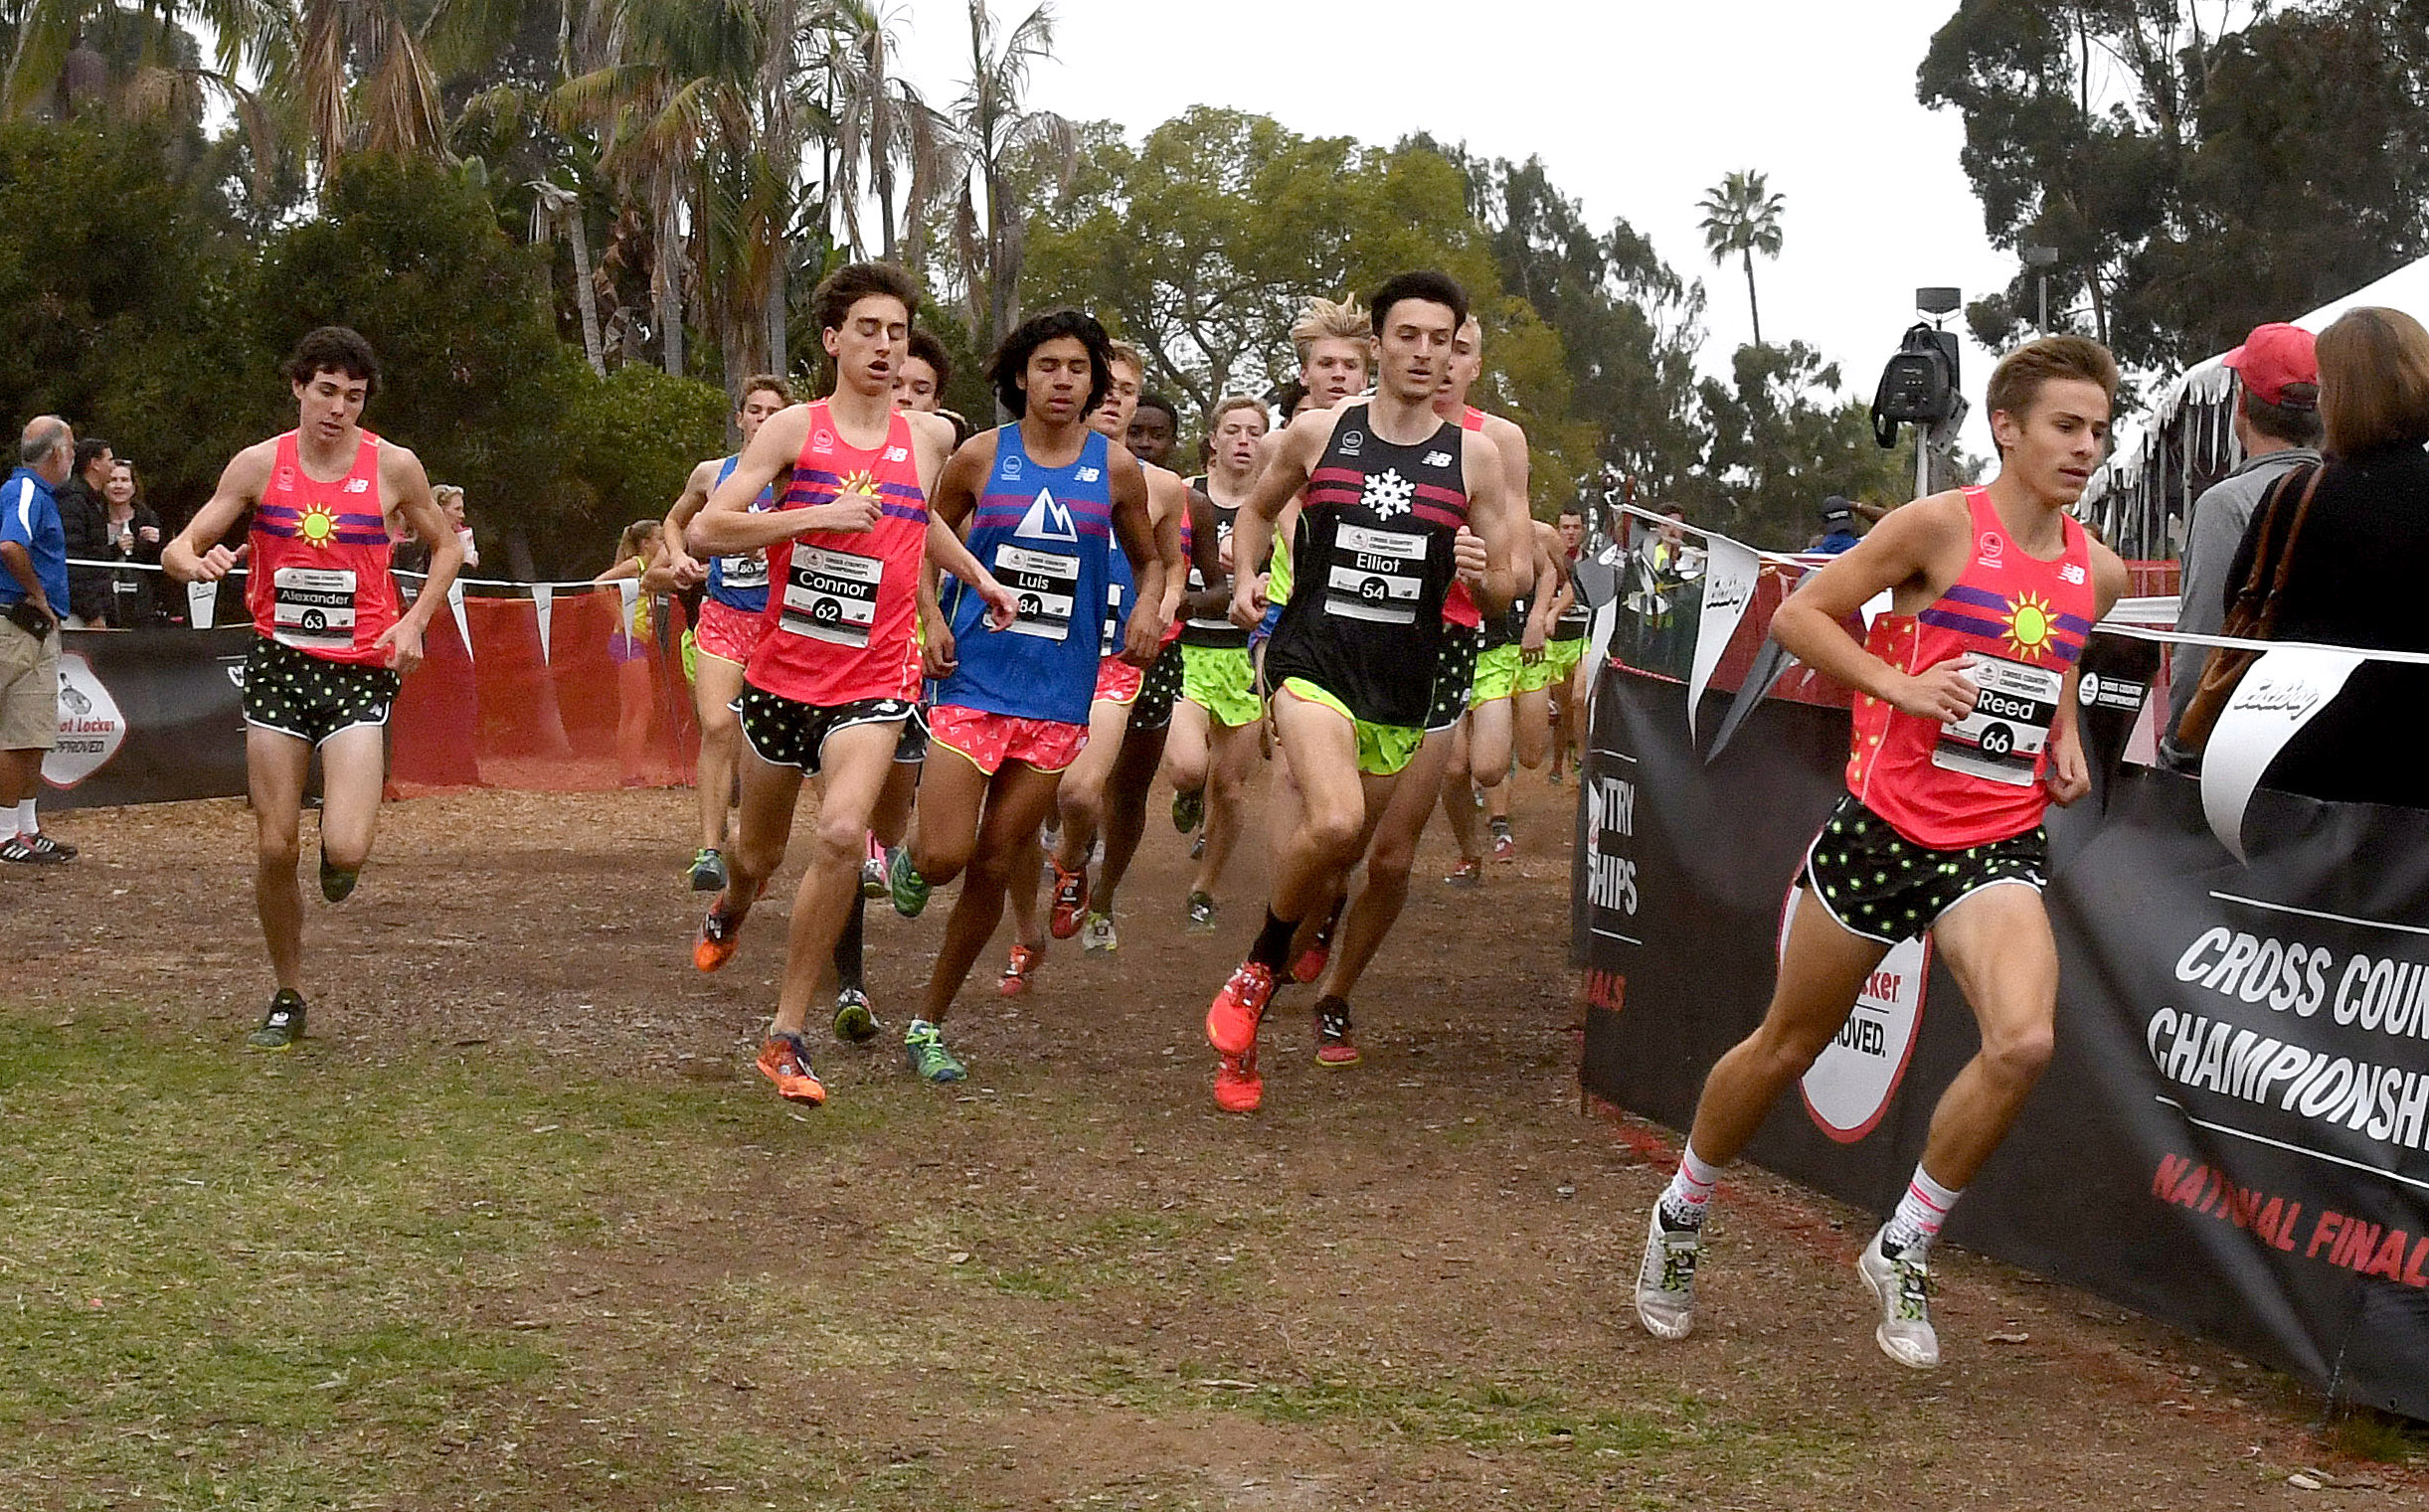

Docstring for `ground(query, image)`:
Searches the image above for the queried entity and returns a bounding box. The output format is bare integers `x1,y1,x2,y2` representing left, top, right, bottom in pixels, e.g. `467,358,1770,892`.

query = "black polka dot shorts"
1798,793,2047,946
1426,624,1484,733
242,635,402,748
735,683,916,774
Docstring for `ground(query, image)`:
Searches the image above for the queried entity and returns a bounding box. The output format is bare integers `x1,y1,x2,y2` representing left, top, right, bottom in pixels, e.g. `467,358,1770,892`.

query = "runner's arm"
658,459,719,588
1181,484,1229,619
1228,420,1323,627
372,444,463,673
162,443,273,583
690,409,870,554
1772,493,1977,723
1109,448,1166,665
1458,428,1519,618
1520,522,1561,657
1148,467,1189,621
924,433,1015,630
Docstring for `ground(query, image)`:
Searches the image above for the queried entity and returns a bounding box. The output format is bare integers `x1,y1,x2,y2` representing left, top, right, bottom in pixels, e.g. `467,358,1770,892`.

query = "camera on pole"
1871,287,1968,497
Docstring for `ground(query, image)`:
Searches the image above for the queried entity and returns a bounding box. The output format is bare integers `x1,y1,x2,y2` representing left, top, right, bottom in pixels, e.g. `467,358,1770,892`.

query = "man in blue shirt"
1814,495,1863,556
1,416,77,864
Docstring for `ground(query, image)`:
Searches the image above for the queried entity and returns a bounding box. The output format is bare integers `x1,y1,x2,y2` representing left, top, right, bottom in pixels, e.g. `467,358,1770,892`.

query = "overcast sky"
894,0,2017,453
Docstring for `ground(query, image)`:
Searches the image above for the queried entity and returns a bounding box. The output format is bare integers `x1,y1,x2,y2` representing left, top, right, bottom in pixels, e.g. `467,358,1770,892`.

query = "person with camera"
100,458,165,627
1,417,77,865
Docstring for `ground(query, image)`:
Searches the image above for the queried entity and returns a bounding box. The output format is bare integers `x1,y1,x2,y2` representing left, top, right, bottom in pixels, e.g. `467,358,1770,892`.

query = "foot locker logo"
1782,887,1930,1142
43,651,127,789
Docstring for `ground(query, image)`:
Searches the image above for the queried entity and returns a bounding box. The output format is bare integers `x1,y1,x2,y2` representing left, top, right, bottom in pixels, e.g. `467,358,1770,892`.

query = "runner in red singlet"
685,262,1013,1106
1634,335,2129,1370
163,327,464,1049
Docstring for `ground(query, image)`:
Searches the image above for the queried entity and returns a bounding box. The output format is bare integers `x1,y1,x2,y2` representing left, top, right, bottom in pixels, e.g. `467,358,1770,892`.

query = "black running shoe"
318,852,359,903
249,989,306,1050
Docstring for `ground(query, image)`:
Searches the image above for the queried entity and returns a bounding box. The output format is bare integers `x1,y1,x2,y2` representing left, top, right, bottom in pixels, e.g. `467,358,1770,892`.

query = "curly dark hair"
285,326,379,397
986,308,1114,420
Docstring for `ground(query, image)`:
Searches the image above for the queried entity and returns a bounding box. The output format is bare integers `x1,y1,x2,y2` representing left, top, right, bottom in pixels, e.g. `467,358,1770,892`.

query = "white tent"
2083,252,2429,557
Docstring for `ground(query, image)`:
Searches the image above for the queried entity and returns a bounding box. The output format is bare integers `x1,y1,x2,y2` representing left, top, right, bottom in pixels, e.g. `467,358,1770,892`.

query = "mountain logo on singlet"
1422,450,1454,468
1016,487,1080,543
1360,469,1415,520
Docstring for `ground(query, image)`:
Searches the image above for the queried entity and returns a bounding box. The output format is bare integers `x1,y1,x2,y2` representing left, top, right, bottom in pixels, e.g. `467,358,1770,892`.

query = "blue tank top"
1100,520,1139,660
705,455,775,612
939,425,1118,725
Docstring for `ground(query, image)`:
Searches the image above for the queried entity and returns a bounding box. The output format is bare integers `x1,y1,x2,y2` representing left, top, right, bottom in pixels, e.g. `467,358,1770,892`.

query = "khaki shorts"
0,617,61,752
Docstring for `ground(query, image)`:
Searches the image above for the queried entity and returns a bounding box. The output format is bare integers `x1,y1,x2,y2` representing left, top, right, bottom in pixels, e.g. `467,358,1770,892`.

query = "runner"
884,309,1168,1081
1201,271,1519,1112
1544,504,1595,782
999,340,1190,991
685,261,1010,1107
893,329,950,415
161,327,465,1048
1633,335,2127,1369
1075,390,1217,954
1162,396,1269,931
1444,512,1562,872
658,374,794,891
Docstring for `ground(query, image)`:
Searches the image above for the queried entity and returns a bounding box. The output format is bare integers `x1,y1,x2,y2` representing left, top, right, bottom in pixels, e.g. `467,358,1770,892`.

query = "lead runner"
1633,335,2127,1368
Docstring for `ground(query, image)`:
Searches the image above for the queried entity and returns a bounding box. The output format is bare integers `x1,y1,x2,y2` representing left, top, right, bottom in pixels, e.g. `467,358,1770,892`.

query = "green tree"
1690,342,1917,549
553,360,731,577
1696,169,1785,348
946,0,1075,355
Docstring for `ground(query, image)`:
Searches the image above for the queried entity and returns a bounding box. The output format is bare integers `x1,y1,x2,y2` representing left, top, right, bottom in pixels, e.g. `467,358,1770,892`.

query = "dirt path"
4,772,2417,1508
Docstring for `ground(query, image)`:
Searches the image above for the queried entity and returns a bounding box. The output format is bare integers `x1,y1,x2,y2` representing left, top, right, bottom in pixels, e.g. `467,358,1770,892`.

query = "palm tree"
1697,169,1786,348
529,176,607,375
949,0,1074,354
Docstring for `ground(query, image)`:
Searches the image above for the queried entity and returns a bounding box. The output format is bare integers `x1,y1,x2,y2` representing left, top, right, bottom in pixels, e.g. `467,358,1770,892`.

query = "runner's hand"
1122,608,1165,667
812,495,881,535
1453,527,1487,588
924,615,957,678
1521,621,1547,660
1228,581,1262,631
662,545,707,588
1889,658,1979,723
976,575,1019,631
2045,732,2091,806
374,616,427,675
188,542,243,583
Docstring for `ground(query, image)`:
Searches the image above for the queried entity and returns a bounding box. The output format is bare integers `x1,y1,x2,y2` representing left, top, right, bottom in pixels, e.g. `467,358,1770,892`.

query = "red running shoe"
1205,959,1277,1057
1313,1000,1360,1069
693,901,745,972
755,1034,827,1105
1048,860,1090,939
1213,1048,1263,1112
997,939,1043,997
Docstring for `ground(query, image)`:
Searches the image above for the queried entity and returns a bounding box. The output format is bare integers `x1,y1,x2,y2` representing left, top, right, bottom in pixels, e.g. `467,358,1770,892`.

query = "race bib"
719,549,769,592
779,546,882,647
994,542,1079,642
1932,655,2063,786
1323,524,1426,625
1101,582,1127,657
272,566,357,651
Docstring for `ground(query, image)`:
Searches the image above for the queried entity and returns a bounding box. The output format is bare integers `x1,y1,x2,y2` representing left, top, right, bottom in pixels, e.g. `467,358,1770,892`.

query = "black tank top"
1180,474,1248,648
1484,587,1527,651
1551,566,1593,642
1264,403,1469,728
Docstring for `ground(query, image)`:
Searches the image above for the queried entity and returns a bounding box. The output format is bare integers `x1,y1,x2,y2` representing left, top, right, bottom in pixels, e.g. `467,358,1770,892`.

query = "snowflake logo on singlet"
1361,468,1416,520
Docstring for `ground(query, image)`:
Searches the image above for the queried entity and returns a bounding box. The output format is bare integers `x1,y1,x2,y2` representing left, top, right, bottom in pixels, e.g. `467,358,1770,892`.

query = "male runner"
1000,341,1193,989
1544,504,1595,782
1163,396,1268,931
163,327,464,1048
686,261,1012,1106
1634,335,2127,1369
1444,513,1562,873
894,329,950,415
658,374,794,891
885,309,1167,1080
1201,272,1519,1111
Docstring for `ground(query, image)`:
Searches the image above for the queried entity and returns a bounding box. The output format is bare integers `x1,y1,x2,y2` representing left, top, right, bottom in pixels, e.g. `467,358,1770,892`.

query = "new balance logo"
343,478,370,493
1016,487,1080,542
2059,563,2086,585
1077,467,1101,482
884,446,909,462
1422,450,1454,468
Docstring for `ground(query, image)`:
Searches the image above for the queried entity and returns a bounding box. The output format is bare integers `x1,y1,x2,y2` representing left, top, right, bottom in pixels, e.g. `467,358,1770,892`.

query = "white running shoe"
1634,1204,1700,1340
1856,1225,1941,1369
1079,910,1118,955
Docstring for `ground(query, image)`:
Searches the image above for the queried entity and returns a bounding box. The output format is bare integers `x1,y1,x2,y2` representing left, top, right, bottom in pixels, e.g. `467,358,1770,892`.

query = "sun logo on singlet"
1361,468,1416,520
297,501,340,548
838,468,878,499
2002,590,2058,659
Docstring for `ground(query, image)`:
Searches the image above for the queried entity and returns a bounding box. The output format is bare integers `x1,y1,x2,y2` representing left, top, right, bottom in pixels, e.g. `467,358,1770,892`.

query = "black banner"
43,627,256,811
1577,654,2429,1416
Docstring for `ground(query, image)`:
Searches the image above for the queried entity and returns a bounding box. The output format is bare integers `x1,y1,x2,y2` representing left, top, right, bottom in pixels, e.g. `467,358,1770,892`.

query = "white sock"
1883,1165,1964,1258
15,799,35,836
1657,1142,1721,1229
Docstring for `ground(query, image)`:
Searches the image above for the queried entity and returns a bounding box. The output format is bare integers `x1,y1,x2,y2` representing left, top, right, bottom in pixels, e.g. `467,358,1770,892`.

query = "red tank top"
1847,487,2098,848
247,430,400,665
747,402,929,706
1442,406,1488,628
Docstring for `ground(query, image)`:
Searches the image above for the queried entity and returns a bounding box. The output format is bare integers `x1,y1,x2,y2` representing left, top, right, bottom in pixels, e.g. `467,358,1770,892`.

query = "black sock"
1314,896,1345,945
1251,909,1300,969
1313,993,1350,1022
833,896,865,991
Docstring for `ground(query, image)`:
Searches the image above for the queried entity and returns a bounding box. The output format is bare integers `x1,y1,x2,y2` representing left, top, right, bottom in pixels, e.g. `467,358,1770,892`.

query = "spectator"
2164,322,2322,763
57,436,114,626
99,458,164,627
1812,494,1863,555
2,416,76,864
595,519,675,787
2219,306,2429,809
393,483,477,579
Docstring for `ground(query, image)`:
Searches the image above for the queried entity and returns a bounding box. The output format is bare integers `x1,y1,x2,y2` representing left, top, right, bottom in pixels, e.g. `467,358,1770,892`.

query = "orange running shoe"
997,939,1043,996
755,1034,827,1105
1213,1047,1263,1112
1048,860,1090,939
1205,959,1277,1056
693,901,745,972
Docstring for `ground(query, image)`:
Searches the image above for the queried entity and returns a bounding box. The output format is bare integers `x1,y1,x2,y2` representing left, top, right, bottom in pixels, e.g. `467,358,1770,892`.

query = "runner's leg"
1162,697,1211,808
1439,716,1483,866
692,651,748,852
246,728,314,993
1910,885,2059,1190
1189,717,1259,901
922,761,1066,1025
313,723,387,878
1314,729,1458,1002
1513,685,1552,770
723,749,806,926
1095,721,1167,914
908,742,992,890
771,724,901,1040
1052,695,1131,873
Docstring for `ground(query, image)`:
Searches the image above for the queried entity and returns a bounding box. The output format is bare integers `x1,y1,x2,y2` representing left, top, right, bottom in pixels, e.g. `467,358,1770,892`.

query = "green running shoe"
248,989,306,1050
1171,785,1204,834
688,847,729,892
832,986,879,1045
1184,890,1217,933
887,845,931,919
904,1020,965,1084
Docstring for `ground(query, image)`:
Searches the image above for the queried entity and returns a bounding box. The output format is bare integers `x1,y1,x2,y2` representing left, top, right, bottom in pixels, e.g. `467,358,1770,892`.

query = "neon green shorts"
1544,637,1586,683
1279,678,1425,776
1180,642,1261,728
1471,643,1523,706
1516,649,1564,694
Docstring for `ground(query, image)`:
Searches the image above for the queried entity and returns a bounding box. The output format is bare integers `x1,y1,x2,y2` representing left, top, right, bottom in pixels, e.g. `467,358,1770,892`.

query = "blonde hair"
2317,306,2429,456
1291,296,1370,366
1106,339,1146,376
432,483,464,508
1457,315,1484,351
1209,395,1271,432
1985,335,2119,445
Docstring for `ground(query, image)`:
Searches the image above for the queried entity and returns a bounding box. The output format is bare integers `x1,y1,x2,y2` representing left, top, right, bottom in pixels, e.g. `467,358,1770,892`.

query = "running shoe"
689,847,729,892
1079,910,1118,955
0,834,67,866
1490,818,1516,864
886,845,930,919
1291,910,1340,984
1313,999,1360,1069
1048,860,1090,940
1856,1225,1941,1369
15,832,75,861
1189,831,1206,862
997,940,1042,997
1634,1204,1701,1340
1445,858,1483,889
248,989,306,1051
1171,785,1204,834
904,1021,965,1084
1184,890,1217,933
1213,1047,1263,1113
832,986,878,1045
693,900,745,972
860,832,887,899
755,1033,827,1105
318,851,358,904
1547,766,1565,786
1205,959,1277,1056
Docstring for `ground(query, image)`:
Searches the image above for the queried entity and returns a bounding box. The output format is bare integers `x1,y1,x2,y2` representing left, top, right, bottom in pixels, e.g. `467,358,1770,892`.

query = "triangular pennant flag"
1685,534,1761,741
2199,646,2363,862
187,578,217,629
532,584,554,664
447,580,472,663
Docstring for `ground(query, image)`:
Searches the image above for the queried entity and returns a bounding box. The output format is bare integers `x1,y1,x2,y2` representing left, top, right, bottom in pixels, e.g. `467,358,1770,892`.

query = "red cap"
2224,322,2319,408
